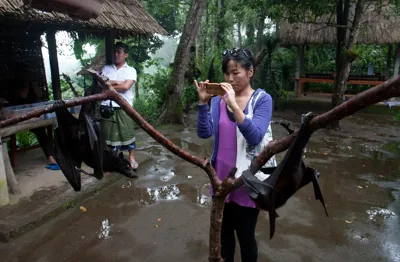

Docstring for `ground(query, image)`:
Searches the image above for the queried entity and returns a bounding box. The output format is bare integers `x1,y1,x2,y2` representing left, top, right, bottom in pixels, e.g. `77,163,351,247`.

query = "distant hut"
277,1,400,94
279,3,400,46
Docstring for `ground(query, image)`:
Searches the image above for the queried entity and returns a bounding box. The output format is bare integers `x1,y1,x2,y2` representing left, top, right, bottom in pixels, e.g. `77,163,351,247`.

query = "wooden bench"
0,118,56,198
2,126,53,167
1,120,54,167
0,114,79,202
295,77,385,98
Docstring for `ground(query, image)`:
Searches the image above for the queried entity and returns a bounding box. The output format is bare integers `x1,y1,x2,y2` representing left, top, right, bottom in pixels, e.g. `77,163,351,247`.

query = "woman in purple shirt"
195,48,275,262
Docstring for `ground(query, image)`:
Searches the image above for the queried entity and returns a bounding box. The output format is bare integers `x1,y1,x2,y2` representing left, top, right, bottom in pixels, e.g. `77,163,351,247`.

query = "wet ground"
1,110,400,262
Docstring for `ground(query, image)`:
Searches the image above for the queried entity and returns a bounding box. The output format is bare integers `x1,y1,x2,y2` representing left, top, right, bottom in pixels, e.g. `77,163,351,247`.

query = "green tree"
158,0,208,125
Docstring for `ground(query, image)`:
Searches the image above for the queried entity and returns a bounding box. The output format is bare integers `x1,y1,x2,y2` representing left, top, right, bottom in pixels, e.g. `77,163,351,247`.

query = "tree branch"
225,75,400,190
346,0,365,49
61,73,80,98
254,47,267,68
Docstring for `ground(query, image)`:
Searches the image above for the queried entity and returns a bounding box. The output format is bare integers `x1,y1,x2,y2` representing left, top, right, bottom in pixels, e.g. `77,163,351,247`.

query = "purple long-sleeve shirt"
196,88,273,207
197,88,273,166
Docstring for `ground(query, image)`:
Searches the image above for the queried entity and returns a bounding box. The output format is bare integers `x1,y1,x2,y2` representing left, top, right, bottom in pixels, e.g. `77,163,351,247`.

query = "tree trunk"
256,10,267,52
295,45,305,95
135,76,140,100
384,44,393,80
393,43,400,77
331,0,364,129
237,20,242,47
388,43,400,102
157,0,207,125
200,0,208,61
245,21,255,47
183,41,198,113
212,0,218,51
215,0,226,48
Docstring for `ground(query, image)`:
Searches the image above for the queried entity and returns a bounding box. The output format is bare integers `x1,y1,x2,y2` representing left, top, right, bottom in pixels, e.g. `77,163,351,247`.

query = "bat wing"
53,127,82,191
94,119,107,150
242,169,271,208
242,167,280,235
84,113,104,180
243,113,316,239
309,167,329,216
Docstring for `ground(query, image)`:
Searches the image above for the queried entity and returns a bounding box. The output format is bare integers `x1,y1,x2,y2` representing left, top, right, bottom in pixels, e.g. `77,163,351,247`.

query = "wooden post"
384,44,393,80
0,138,10,206
105,30,116,65
9,135,16,167
295,45,305,97
46,29,62,100
2,139,20,195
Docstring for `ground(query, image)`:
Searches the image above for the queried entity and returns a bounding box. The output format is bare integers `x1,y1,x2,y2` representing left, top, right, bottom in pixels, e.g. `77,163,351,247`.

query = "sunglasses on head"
222,48,252,61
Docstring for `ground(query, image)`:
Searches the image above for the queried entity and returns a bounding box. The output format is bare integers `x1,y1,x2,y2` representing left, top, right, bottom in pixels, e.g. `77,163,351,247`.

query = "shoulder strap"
248,89,265,115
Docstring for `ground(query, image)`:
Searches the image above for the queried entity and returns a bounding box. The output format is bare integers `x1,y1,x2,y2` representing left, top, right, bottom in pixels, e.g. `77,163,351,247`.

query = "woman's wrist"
230,103,241,114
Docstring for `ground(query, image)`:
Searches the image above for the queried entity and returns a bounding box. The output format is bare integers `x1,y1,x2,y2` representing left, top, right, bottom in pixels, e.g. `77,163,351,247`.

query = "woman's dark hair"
221,48,255,74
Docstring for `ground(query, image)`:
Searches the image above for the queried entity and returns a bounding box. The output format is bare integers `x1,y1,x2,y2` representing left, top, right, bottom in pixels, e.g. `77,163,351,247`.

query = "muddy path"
1,110,399,262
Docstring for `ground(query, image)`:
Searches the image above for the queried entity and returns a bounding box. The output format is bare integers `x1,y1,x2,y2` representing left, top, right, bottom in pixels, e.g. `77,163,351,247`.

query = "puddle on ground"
139,184,181,205
134,183,212,208
366,207,396,221
369,141,400,160
98,219,111,240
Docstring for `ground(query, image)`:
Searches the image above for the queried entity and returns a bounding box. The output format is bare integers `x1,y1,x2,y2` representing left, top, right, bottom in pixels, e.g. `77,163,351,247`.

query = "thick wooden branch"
227,75,400,189
0,93,109,128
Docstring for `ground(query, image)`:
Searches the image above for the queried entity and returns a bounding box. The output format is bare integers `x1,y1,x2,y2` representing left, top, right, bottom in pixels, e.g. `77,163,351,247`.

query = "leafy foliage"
133,59,172,124
16,131,38,148
58,0,400,122
47,76,87,100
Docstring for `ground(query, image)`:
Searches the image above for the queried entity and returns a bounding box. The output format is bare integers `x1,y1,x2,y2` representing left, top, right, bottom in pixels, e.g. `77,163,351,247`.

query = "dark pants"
221,202,260,262
31,127,53,159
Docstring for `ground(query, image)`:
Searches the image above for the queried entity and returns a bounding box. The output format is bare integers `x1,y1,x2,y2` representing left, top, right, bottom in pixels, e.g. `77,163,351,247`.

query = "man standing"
100,42,139,169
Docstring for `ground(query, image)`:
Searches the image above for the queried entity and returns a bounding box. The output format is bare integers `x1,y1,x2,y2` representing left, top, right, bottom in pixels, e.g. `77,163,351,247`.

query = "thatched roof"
278,2,400,46
0,0,167,37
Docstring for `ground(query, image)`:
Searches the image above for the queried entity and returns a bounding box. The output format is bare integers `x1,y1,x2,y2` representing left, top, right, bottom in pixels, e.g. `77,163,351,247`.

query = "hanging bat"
53,100,136,191
242,112,328,239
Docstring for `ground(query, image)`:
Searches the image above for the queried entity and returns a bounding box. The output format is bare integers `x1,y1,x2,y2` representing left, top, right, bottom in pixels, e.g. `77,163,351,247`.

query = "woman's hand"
220,82,239,111
194,79,213,105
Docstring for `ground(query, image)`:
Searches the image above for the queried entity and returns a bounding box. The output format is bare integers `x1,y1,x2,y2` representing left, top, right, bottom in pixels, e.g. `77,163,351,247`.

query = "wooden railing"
295,75,385,97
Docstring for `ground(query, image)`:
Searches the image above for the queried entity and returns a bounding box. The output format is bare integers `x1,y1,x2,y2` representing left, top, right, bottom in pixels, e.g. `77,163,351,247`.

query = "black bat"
53,100,136,191
242,112,328,239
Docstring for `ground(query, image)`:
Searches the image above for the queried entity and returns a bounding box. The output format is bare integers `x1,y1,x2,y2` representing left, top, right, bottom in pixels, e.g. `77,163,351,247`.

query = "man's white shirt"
100,63,137,107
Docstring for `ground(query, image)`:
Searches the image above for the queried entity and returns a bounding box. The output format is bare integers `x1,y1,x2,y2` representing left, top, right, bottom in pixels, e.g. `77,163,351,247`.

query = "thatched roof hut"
278,2,400,46
0,0,167,101
0,0,168,37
